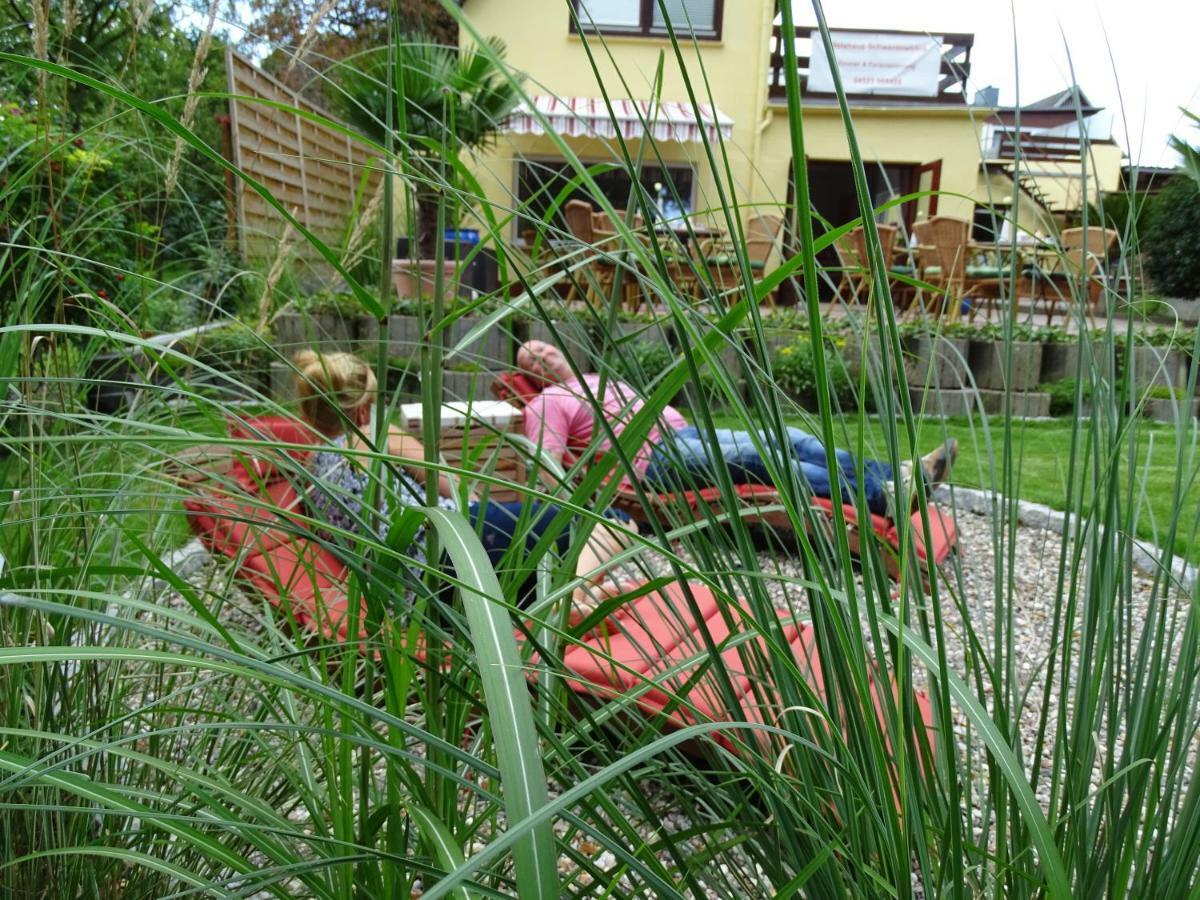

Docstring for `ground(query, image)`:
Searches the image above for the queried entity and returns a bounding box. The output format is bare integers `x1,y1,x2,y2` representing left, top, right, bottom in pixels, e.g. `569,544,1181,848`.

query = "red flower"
115,273,125,282
73,138,84,148
97,289,108,299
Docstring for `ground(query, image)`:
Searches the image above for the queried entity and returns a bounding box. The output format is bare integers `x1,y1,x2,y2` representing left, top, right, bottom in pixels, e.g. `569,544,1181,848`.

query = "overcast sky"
792,0,1200,167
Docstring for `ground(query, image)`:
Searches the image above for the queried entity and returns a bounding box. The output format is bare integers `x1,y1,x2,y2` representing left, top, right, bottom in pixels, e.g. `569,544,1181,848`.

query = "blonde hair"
293,351,377,436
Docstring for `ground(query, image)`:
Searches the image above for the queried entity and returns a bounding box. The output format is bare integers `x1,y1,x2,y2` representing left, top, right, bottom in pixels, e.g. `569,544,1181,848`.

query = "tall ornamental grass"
0,0,1197,896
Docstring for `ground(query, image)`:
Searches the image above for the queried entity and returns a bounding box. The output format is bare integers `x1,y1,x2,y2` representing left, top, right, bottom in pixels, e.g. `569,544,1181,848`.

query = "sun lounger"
181,416,936,765
488,370,956,580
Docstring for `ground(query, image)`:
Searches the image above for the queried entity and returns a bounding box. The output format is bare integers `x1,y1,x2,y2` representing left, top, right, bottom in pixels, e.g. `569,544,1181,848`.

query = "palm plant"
337,34,523,263
1170,108,1200,187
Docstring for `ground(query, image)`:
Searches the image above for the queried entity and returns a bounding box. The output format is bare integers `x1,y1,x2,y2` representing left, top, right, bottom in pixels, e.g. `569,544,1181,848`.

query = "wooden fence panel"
226,49,384,269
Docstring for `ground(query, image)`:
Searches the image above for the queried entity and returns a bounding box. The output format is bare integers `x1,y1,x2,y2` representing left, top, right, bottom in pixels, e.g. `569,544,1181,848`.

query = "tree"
336,35,522,261
246,0,458,105
0,0,177,124
1143,176,1200,298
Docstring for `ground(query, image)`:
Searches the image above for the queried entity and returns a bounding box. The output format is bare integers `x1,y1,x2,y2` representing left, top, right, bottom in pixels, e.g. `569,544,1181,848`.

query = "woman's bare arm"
386,428,458,500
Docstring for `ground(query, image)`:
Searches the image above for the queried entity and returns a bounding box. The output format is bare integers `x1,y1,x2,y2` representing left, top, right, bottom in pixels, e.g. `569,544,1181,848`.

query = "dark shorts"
467,500,631,607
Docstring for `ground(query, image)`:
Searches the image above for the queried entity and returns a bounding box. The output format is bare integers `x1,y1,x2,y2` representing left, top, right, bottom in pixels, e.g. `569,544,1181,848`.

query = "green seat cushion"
889,264,915,276
966,265,1003,278
923,265,942,276
705,255,765,270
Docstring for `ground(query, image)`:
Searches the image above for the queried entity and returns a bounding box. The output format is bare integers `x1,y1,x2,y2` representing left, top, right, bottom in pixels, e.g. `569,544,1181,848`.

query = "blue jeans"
643,426,893,515
468,501,631,607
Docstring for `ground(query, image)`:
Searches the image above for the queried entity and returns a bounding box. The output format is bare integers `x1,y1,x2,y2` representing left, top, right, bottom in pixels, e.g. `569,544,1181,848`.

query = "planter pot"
355,316,380,351
1129,346,1187,391
614,319,675,350
1039,342,1079,384
273,312,355,354
392,258,460,301
977,389,1051,418
904,335,970,390
387,315,423,360
448,314,512,371
85,351,172,414
969,340,1044,392
1144,396,1200,422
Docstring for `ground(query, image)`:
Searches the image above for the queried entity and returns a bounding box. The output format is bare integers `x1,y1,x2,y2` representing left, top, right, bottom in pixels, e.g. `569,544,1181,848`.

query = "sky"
792,0,1200,167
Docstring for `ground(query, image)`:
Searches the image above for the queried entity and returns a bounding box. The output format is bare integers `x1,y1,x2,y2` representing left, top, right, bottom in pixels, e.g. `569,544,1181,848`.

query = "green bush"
773,336,855,410
1040,378,1092,416
1144,176,1200,297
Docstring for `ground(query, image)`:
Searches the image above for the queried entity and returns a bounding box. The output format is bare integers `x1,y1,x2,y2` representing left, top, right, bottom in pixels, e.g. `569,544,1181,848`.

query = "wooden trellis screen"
225,49,383,266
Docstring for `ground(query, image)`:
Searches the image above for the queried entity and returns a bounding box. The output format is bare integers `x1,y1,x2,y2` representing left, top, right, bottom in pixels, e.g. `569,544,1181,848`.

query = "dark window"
516,159,695,238
572,0,722,39
972,205,999,242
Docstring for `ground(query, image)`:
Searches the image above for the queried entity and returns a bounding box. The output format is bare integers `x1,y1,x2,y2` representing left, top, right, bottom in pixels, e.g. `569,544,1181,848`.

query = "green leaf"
421,507,558,900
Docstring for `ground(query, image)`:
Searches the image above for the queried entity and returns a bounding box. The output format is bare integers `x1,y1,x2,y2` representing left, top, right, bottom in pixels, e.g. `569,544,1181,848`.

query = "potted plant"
967,322,1044,392
899,319,971,390
338,36,522,302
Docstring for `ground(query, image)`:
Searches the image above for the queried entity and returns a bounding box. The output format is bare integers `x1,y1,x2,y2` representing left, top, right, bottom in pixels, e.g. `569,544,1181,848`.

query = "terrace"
3,2,1199,897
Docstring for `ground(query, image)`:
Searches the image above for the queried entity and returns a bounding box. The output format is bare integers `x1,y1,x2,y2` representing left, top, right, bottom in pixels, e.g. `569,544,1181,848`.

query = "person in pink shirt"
517,340,955,517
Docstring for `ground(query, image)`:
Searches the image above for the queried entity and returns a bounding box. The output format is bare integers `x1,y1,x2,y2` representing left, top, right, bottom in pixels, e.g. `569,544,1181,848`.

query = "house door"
907,159,942,229
802,159,915,300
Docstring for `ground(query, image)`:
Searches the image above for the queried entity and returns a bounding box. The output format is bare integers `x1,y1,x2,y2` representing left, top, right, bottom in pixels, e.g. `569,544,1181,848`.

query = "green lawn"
713,413,1200,563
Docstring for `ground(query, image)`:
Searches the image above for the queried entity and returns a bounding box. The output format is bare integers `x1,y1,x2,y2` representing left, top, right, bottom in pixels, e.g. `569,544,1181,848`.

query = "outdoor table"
396,400,527,501
653,219,721,247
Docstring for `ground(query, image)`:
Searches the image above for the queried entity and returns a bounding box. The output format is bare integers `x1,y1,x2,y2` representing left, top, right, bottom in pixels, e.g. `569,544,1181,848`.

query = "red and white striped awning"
505,95,734,144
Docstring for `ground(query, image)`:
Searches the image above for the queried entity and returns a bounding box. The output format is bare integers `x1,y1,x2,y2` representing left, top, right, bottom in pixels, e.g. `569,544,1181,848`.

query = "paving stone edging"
934,484,1197,593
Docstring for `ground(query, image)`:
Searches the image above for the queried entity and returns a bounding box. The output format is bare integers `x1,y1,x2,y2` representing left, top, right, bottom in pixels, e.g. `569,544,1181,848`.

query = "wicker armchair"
1026,226,1118,325
696,213,783,306
561,199,616,306
912,216,971,318
834,223,901,304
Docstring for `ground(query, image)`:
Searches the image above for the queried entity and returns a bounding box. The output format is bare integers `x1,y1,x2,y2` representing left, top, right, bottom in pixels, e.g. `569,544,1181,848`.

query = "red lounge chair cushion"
561,581,935,753
227,414,319,450
659,488,957,565
491,372,544,408
184,479,307,557
239,539,361,641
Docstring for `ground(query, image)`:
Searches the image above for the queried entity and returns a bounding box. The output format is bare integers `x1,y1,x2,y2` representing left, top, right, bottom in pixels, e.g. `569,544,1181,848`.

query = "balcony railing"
767,26,973,104
981,124,1090,162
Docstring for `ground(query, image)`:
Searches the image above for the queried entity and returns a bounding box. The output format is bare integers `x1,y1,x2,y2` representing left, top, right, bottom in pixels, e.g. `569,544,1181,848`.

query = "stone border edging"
933,484,1197,593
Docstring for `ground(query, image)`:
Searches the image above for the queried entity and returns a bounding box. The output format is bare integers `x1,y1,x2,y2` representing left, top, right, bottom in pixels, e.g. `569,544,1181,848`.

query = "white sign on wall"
807,31,944,97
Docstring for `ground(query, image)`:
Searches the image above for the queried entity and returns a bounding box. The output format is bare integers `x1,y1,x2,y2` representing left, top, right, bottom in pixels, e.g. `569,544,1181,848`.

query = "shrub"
773,336,854,410
1144,176,1200,297
1040,378,1092,416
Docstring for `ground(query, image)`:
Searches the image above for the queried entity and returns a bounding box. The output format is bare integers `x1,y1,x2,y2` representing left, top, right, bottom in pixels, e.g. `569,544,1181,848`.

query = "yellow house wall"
458,3,1124,250
461,0,777,235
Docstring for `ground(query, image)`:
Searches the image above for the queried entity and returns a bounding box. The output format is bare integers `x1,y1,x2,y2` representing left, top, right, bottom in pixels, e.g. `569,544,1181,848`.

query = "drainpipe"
745,0,777,212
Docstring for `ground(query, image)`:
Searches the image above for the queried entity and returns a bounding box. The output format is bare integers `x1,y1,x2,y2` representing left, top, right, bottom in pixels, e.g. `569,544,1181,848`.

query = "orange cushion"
239,539,360,641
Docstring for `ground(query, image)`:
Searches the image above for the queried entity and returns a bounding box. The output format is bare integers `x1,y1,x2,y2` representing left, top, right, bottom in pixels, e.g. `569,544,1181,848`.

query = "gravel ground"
150,500,1194,896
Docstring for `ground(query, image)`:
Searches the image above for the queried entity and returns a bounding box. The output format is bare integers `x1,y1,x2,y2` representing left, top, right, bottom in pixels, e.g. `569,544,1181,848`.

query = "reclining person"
515,340,955,518
293,351,635,621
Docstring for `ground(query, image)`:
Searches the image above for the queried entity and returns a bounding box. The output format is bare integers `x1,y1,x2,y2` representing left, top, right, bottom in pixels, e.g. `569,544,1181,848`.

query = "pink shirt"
522,374,689,476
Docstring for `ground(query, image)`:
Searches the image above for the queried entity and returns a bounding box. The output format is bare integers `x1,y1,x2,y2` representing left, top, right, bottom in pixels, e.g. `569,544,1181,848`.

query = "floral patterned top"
308,434,457,567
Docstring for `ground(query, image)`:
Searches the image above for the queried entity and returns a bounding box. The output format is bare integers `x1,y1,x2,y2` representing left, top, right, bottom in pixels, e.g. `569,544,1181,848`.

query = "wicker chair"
1027,226,1118,325
834,223,901,304
913,216,971,318
697,213,784,306
562,199,615,306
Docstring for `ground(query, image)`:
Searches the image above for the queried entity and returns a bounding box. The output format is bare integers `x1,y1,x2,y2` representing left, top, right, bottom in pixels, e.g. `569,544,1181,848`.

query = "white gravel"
148,496,1195,895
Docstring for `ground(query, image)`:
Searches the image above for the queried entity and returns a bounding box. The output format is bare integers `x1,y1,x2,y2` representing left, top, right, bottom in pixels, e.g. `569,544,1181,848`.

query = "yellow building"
459,1,1123,284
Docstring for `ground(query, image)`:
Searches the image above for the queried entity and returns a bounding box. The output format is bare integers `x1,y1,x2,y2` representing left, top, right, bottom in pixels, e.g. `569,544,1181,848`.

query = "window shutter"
651,0,717,34
578,0,641,27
